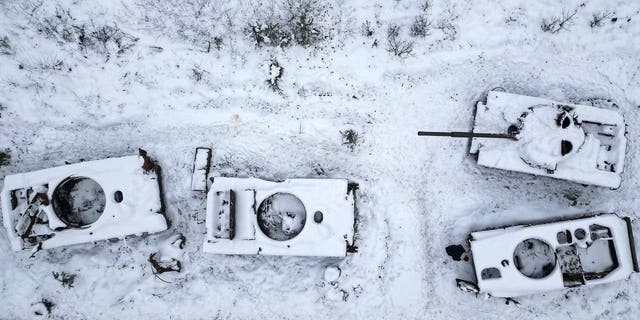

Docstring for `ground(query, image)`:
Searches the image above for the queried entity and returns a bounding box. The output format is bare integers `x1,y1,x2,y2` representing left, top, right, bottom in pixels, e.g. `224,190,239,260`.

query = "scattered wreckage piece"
1,150,168,251
203,177,357,257
470,91,626,188
191,147,212,192
149,234,186,274
456,279,479,294
468,214,638,298
419,91,626,188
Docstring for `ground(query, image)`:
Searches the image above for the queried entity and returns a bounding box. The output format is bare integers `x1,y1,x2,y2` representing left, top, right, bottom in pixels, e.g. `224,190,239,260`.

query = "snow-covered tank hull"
470,91,626,188
469,213,638,298
203,177,357,257
1,150,168,251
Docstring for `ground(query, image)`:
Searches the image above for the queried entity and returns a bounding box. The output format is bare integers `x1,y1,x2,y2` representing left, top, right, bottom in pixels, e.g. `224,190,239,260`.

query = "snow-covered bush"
136,0,229,52
361,20,375,37
32,299,54,317
34,6,76,42
247,0,329,48
386,24,414,58
52,271,76,289
435,20,457,40
541,9,578,33
29,5,138,59
247,22,293,48
410,15,431,37
340,129,360,152
265,59,284,93
211,36,223,51
590,11,613,28
89,25,138,56
284,0,327,46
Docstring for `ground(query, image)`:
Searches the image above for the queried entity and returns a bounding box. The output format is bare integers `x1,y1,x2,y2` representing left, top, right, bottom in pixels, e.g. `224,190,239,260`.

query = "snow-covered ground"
1,0,640,319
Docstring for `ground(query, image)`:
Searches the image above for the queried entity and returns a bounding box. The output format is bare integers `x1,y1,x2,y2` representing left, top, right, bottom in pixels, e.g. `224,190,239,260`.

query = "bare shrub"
541,9,578,33
191,65,208,82
0,36,13,55
340,129,360,152
247,0,328,48
35,58,65,71
73,24,92,51
590,11,612,28
211,36,223,51
386,24,414,58
284,0,327,46
361,20,374,37
247,22,293,48
136,0,229,52
435,21,457,40
36,5,76,42
410,15,431,37
89,24,138,55
52,271,76,288
420,0,431,12
30,5,138,59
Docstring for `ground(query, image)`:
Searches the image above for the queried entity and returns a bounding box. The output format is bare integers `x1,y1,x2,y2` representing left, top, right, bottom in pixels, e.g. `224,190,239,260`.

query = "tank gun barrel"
417,131,517,140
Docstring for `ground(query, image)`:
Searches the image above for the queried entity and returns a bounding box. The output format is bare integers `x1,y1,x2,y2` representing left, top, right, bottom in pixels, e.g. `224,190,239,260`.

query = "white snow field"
1,0,640,319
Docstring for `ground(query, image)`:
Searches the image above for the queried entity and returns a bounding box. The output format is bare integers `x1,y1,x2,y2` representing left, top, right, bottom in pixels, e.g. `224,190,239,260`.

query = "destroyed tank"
461,213,639,298
419,90,626,188
1,150,167,251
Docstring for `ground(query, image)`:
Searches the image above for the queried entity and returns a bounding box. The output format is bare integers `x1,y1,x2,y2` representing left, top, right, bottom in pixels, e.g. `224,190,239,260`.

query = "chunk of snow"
324,266,341,283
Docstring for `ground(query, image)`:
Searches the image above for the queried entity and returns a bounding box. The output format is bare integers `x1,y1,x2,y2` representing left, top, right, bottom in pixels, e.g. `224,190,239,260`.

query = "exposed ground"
1,0,640,319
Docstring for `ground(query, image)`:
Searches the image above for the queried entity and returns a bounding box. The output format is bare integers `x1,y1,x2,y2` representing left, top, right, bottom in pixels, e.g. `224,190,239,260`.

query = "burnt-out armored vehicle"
1,150,168,251
419,90,626,188
465,214,638,298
